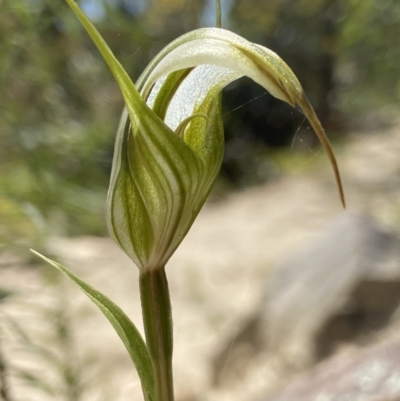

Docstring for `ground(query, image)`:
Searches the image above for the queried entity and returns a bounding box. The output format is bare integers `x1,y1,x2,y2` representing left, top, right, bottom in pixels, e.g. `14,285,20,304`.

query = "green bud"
66,0,345,271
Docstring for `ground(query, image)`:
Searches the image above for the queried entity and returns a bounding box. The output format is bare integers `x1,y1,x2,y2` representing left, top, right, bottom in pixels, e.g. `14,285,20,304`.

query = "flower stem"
139,267,174,401
216,0,221,28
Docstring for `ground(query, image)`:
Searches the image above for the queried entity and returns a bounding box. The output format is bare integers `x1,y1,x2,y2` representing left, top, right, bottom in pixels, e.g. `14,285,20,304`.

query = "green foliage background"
1,0,399,251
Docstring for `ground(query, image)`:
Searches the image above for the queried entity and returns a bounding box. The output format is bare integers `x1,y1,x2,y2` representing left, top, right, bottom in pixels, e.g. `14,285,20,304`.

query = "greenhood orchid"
30,3,347,401
66,0,345,272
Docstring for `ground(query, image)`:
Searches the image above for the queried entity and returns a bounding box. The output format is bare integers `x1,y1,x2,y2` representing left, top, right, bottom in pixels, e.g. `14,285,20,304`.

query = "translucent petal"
138,28,301,105
148,65,240,131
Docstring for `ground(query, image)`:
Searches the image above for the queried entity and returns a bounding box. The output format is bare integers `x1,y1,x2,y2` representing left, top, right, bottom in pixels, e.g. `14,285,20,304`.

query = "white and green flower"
66,0,345,272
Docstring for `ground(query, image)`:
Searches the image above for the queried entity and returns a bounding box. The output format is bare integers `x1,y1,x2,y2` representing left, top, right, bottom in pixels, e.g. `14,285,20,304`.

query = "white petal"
139,28,301,106
148,64,240,130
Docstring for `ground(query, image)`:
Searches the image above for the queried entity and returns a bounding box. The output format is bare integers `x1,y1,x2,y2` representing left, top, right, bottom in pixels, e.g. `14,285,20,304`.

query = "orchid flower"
66,1,344,272
32,3,345,401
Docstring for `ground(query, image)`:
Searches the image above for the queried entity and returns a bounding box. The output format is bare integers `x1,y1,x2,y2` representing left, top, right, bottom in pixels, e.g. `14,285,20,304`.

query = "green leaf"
31,250,155,401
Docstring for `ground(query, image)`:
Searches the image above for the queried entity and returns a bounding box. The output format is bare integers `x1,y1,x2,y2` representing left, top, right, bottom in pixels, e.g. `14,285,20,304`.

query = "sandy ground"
1,122,400,401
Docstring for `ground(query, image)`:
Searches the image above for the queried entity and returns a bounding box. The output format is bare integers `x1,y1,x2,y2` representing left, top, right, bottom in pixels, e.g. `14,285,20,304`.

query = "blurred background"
1,0,399,249
1,0,400,401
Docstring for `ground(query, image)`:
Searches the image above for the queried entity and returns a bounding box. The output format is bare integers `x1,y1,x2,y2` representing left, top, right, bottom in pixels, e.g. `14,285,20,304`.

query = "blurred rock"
213,211,400,386
261,335,400,401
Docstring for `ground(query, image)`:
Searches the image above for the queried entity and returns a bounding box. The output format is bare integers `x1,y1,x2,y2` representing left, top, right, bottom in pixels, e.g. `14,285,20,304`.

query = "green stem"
216,0,222,28
139,267,174,401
